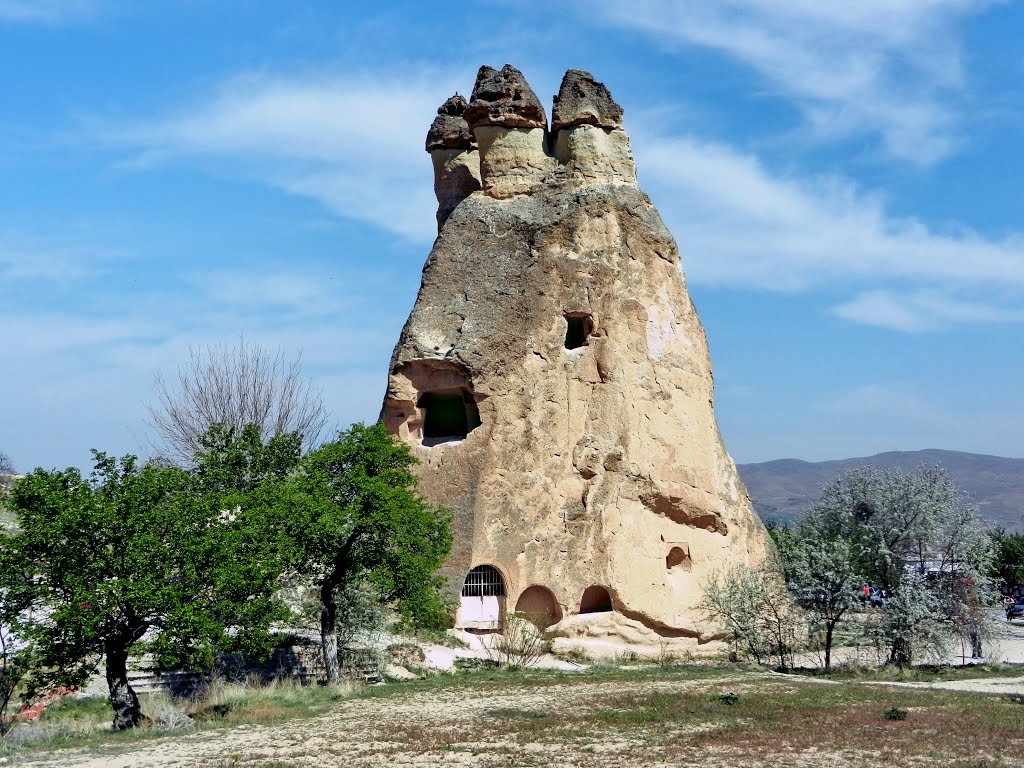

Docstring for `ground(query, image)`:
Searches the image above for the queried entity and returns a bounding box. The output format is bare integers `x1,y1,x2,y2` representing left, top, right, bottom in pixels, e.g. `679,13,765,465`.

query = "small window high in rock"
564,313,594,350
666,545,692,572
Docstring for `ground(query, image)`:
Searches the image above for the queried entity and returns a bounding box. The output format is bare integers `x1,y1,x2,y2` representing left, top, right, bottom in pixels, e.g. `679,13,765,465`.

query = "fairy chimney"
384,65,772,654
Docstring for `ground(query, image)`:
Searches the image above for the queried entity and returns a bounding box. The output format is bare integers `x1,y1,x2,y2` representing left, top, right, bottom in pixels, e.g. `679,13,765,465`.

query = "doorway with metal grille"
459,565,506,630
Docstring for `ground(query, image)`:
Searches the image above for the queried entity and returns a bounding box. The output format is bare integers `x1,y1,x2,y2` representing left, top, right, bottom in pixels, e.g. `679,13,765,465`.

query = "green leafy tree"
807,464,992,666
268,423,453,684
191,423,303,498
989,528,1024,589
0,452,285,729
775,526,860,670
0,616,28,740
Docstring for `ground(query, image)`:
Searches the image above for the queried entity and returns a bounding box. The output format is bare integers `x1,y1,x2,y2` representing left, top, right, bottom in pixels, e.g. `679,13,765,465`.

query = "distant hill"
737,449,1024,532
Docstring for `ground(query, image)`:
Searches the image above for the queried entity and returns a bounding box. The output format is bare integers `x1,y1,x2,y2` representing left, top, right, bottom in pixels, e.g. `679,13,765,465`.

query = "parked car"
1006,599,1024,622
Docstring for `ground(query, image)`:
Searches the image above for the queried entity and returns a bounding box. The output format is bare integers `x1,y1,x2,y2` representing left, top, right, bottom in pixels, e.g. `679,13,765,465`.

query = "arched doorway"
579,585,613,614
514,585,562,628
459,565,506,630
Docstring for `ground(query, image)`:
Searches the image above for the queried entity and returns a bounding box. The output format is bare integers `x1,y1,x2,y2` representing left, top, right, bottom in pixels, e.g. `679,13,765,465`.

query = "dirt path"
872,674,1024,696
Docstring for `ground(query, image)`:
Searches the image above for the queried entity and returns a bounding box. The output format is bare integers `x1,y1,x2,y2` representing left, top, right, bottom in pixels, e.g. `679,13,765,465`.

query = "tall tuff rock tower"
382,65,772,650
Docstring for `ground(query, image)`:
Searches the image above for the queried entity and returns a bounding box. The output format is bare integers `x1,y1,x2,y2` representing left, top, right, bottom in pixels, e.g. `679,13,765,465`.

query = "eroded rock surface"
425,94,475,151
551,69,624,132
426,94,482,229
383,65,772,651
463,64,547,129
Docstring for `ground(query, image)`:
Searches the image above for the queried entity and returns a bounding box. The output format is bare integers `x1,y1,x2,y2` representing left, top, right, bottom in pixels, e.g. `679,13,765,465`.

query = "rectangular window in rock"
564,313,594,350
419,388,480,444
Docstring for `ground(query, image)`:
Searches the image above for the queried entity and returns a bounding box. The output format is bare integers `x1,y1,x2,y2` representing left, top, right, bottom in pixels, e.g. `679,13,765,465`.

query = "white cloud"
0,239,112,282
103,65,1024,333
108,69,469,242
635,132,1024,330
832,290,1024,332
590,0,1000,164
0,0,95,22
196,271,349,317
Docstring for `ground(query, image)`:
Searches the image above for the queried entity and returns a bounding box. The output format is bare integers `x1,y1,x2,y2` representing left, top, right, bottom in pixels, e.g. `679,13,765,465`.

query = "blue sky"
1,0,1022,472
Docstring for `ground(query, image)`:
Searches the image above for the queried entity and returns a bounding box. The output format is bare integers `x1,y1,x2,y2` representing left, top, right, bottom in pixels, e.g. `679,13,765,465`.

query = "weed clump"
883,707,908,721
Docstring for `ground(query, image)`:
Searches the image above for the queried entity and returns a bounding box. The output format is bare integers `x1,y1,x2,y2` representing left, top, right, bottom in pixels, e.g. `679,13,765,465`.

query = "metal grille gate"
461,565,505,597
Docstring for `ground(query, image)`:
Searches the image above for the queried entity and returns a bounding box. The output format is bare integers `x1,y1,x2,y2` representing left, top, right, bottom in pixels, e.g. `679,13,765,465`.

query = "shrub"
484,614,551,669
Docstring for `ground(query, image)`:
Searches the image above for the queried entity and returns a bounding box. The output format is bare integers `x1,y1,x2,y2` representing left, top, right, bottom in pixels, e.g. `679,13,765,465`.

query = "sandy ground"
10,616,1024,768
10,675,756,768
12,665,1024,768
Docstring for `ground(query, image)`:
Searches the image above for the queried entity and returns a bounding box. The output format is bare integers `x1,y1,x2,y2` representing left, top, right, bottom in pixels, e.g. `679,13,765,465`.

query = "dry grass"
0,676,354,757
7,665,1024,767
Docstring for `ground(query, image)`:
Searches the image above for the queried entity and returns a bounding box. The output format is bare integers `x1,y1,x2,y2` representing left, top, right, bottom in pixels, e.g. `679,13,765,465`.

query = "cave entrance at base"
458,564,506,630
514,585,562,628
419,388,481,446
579,585,613,614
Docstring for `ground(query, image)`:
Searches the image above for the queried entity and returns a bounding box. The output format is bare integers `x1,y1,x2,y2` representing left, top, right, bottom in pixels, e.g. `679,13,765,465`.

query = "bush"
701,564,802,670
484,614,552,669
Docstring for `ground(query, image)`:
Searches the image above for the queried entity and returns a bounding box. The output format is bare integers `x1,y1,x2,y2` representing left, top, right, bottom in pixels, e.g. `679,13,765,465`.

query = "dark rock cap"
551,69,623,133
426,94,475,152
463,65,547,130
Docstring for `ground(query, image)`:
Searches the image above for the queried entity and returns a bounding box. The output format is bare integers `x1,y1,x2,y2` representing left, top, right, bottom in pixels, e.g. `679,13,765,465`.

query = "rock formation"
383,66,773,654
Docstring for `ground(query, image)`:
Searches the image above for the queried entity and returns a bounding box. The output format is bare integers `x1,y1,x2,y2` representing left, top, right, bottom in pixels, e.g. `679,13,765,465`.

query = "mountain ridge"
737,449,1024,532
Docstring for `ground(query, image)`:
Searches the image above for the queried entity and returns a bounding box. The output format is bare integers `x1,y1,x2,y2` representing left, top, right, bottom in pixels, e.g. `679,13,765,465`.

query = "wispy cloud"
832,289,1024,332
106,69,468,241
635,131,1024,331
0,278,400,469
99,64,1024,333
0,0,96,23
589,0,999,164
0,239,113,282
196,271,350,317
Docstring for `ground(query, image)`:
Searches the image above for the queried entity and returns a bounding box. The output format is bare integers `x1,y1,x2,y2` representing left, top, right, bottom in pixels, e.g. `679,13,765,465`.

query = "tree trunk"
824,622,835,671
970,623,983,659
321,582,341,685
105,642,144,730
890,637,913,667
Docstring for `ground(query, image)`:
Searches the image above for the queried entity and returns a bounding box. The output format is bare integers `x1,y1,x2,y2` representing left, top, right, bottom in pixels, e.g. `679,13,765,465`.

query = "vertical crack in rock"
383,65,773,650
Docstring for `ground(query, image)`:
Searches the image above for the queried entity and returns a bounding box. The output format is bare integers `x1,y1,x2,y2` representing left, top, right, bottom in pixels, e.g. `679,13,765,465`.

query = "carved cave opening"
579,584,613,614
419,388,481,445
514,585,562,628
462,564,505,597
666,545,692,572
564,313,594,350
460,565,506,631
